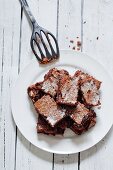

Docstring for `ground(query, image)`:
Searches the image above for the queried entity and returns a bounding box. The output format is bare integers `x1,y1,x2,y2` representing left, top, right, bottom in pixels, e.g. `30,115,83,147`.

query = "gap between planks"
14,5,23,170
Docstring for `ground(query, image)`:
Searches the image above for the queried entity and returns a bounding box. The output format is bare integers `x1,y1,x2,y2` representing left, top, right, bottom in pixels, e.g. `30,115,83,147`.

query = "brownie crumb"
72,47,76,50
69,45,70,48
76,37,79,39
96,37,99,40
77,41,81,47
83,21,86,24
70,40,74,43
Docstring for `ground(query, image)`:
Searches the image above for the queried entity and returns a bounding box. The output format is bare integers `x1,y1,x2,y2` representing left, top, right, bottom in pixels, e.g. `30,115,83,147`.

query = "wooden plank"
58,0,82,51
54,154,78,170
80,0,113,169
15,0,57,169
54,0,81,169
0,0,21,169
16,130,53,170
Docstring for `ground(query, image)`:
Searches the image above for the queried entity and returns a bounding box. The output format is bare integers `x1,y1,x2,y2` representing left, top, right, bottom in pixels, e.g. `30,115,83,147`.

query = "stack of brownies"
27,68,101,136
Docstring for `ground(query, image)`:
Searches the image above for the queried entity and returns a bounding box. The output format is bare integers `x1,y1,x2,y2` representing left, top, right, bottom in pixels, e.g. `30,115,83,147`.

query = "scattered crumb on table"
96,36,99,40
77,41,81,47
70,40,74,43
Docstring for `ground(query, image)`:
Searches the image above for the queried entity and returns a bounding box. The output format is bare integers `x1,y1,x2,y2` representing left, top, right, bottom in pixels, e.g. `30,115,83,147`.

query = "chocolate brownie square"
69,102,96,133
57,75,79,106
80,77,101,106
75,70,101,106
34,95,66,127
36,68,69,97
70,103,96,135
75,70,101,88
71,115,96,135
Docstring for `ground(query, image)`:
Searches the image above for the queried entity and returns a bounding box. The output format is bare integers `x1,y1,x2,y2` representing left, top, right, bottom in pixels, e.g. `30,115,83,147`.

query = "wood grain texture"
54,154,78,170
58,0,82,51
80,0,113,169
0,0,21,169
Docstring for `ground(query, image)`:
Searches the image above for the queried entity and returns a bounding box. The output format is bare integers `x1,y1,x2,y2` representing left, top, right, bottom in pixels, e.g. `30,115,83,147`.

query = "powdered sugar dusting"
81,80,97,92
60,76,79,104
81,80,100,106
47,109,66,126
70,103,90,124
42,79,58,96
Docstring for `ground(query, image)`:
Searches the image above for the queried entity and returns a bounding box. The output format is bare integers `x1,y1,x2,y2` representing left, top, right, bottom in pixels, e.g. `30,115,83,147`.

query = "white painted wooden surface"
0,0,113,170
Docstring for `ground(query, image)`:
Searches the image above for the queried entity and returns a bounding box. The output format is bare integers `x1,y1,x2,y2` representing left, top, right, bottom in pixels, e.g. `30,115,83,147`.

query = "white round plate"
11,50,113,154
